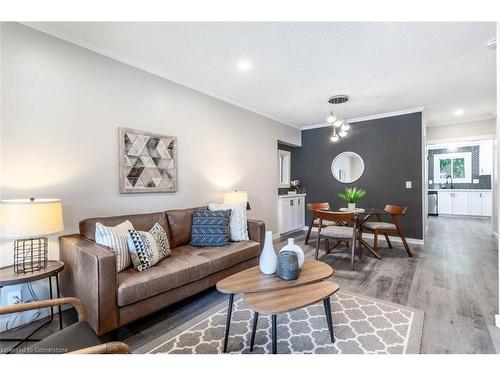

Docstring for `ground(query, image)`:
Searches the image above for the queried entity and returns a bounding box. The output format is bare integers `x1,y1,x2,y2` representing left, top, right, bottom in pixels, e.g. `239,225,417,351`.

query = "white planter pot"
279,238,305,268
348,203,356,211
259,231,278,274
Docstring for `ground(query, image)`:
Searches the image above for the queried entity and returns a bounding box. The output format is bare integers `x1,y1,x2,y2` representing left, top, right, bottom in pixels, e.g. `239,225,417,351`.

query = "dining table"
335,207,388,260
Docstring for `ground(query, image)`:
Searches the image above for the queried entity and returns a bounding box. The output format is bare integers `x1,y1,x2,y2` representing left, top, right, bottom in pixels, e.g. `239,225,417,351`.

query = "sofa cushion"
116,240,261,306
178,240,261,274
117,247,213,306
165,208,197,248
80,212,168,242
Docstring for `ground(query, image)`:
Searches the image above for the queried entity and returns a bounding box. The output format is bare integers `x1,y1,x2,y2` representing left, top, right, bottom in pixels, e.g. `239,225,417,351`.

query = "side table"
0,260,64,353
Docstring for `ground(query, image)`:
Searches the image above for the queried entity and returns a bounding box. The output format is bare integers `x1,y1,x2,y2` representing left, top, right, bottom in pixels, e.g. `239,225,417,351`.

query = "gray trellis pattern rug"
135,291,424,354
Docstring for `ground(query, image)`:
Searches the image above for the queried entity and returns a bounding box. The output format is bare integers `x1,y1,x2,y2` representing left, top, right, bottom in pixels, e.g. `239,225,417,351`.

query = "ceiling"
25,22,497,128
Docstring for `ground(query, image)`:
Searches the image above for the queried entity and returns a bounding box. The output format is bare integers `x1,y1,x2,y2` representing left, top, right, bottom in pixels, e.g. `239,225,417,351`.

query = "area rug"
134,291,424,354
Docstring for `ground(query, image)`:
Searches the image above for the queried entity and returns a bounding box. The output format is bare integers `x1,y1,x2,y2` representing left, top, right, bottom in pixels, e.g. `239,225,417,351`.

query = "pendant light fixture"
326,95,350,142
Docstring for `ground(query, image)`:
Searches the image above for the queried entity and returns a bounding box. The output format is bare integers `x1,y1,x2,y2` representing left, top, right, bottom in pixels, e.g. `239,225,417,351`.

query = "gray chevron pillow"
190,209,231,247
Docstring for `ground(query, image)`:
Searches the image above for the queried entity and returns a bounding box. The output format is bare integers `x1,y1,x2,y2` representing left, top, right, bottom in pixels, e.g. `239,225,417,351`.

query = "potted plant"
337,186,366,211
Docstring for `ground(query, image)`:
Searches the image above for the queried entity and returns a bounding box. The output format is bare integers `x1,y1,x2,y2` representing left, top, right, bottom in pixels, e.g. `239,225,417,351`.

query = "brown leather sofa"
58,207,265,336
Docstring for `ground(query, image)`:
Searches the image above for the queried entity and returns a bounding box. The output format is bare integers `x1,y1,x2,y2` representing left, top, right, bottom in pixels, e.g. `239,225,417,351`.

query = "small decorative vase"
277,251,299,280
279,238,305,268
259,231,278,274
348,202,356,211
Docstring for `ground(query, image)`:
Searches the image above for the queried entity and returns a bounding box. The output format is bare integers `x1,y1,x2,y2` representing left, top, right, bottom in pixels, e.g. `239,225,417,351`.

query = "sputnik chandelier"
326,95,351,142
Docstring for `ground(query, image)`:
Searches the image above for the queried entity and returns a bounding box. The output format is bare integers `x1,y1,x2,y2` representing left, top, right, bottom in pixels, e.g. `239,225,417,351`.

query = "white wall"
0,23,301,328
426,118,496,143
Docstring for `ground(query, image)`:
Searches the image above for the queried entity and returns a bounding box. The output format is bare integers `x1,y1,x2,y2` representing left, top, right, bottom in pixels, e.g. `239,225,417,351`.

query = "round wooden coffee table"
216,259,334,353
245,280,339,354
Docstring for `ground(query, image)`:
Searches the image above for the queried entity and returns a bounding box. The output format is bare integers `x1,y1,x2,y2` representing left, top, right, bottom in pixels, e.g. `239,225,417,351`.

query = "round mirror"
331,152,365,183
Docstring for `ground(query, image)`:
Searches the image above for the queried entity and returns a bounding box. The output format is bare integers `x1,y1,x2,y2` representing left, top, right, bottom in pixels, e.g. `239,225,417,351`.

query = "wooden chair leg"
383,233,392,248
398,230,413,257
325,238,330,253
305,218,315,245
315,235,321,260
350,236,356,271
373,232,379,254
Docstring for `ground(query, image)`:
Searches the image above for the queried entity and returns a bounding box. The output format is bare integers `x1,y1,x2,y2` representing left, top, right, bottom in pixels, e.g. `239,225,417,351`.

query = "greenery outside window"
433,152,472,183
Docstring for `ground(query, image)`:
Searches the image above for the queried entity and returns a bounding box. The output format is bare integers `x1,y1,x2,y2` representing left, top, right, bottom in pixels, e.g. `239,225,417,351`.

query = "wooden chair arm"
69,341,130,354
0,297,86,321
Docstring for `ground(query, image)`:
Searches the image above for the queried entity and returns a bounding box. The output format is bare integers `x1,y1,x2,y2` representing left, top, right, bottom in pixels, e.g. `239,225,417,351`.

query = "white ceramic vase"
259,231,278,274
348,203,356,211
279,238,305,269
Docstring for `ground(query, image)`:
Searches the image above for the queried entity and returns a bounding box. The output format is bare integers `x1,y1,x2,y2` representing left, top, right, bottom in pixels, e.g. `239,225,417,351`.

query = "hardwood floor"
2,215,498,354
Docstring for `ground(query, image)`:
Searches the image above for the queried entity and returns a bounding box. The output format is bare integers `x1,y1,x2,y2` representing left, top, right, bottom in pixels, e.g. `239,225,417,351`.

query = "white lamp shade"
0,199,64,238
223,191,248,204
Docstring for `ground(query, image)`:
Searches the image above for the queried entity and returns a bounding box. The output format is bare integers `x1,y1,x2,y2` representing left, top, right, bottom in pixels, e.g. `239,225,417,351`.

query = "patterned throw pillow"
95,220,134,272
208,202,249,241
190,209,231,247
127,223,171,272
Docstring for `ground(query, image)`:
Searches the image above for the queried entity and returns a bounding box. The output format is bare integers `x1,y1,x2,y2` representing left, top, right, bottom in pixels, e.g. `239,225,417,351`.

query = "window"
433,152,472,183
278,150,291,187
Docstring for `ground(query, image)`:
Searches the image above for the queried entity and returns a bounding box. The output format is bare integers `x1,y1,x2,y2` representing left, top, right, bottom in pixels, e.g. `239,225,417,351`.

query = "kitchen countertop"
428,189,491,192
277,193,307,198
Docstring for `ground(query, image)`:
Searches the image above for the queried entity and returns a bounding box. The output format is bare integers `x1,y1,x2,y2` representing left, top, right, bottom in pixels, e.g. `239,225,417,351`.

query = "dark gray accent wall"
427,146,491,190
292,112,423,239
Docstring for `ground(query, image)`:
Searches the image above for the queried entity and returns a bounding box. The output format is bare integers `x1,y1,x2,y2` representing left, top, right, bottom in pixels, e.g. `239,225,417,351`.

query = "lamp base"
14,237,48,274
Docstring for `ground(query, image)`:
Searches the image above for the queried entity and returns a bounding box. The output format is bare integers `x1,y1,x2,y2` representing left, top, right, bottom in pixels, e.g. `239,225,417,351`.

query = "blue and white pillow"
190,209,231,247
127,223,171,272
95,220,134,272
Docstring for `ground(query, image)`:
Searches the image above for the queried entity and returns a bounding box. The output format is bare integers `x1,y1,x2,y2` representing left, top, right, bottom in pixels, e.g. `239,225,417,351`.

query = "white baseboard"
495,314,500,328
301,227,424,245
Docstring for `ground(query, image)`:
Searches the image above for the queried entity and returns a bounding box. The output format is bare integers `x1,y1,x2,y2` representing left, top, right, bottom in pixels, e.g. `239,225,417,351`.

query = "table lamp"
224,190,251,210
0,198,64,274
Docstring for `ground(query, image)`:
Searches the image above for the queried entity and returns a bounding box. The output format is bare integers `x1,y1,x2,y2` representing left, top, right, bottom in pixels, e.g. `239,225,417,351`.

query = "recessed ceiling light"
454,109,465,116
236,59,252,72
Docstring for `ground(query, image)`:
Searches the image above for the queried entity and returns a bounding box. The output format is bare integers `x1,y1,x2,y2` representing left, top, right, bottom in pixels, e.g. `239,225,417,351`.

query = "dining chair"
314,210,359,271
305,202,334,244
0,297,130,354
362,204,413,257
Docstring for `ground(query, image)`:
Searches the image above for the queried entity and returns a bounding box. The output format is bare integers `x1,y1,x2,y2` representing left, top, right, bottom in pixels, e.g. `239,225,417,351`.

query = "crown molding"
301,107,426,131
426,115,497,128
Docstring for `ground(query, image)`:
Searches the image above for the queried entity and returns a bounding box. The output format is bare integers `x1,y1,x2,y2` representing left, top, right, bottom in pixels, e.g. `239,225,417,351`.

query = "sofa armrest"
59,235,118,336
247,219,265,250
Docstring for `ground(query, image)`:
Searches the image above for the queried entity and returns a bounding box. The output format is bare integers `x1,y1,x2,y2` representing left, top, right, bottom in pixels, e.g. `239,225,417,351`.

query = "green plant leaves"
337,186,366,203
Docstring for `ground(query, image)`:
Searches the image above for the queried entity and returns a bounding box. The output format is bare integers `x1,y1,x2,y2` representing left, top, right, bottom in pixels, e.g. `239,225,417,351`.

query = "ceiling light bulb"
330,134,339,142
333,120,343,128
326,112,336,124
339,130,348,138
341,122,350,131
454,109,464,116
236,59,253,72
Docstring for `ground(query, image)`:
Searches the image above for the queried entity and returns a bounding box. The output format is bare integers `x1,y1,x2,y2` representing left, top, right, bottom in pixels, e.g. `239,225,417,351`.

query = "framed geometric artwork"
118,127,177,193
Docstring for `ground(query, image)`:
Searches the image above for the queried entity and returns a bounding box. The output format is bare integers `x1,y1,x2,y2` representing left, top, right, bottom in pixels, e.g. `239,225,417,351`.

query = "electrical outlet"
405,181,412,189
7,289,22,305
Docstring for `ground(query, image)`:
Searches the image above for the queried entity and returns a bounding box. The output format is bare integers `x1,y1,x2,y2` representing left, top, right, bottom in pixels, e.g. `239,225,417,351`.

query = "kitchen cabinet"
278,194,306,234
437,190,491,216
481,191,492,216
479,141,493,175
468,192,483,216
438,192,453,214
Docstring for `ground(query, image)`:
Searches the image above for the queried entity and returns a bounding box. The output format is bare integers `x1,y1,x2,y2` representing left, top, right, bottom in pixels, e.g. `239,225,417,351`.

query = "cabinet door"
479,141,493,175
280,199,291,233
295,197,305,228
481,192,492,216
438,192,453,214
452,192,469,215
468,192,483,216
